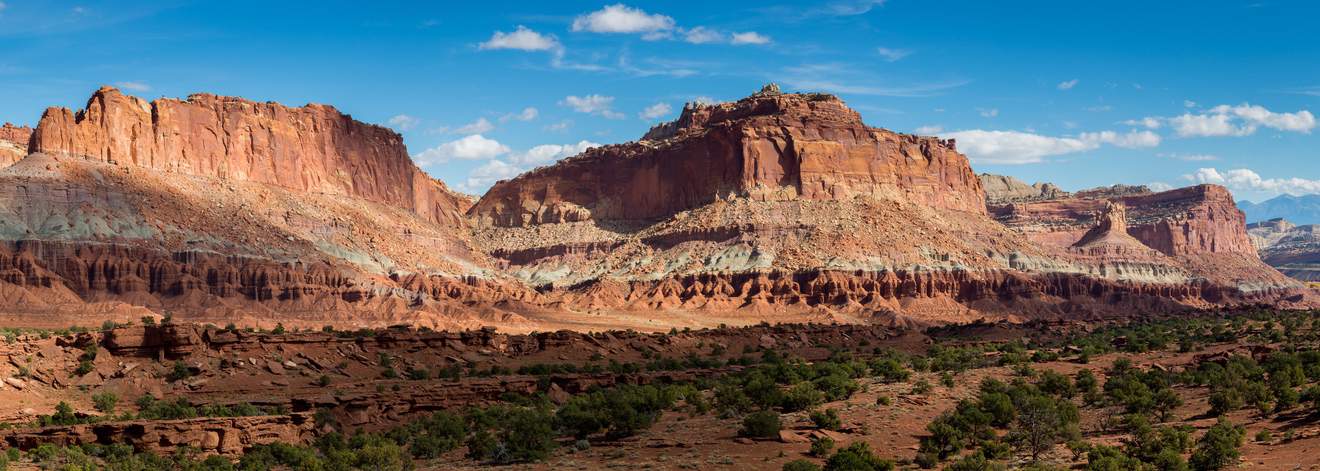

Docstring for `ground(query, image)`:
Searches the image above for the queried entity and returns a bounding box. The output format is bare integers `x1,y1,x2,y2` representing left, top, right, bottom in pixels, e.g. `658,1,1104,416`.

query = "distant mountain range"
1238,194,1320,225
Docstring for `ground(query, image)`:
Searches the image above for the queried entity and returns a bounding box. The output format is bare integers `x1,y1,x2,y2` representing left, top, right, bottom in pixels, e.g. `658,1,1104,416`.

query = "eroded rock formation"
31,86,469,227
471,89,984,227
1248,218,1320,281
979,173,1067,203
0,123,31,168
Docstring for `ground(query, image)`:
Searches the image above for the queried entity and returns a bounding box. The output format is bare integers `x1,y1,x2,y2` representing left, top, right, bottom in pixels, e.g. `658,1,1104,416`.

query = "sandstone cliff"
471,85,984,227
31,86,469,227
0,123,31,168
468,87,1309,324
1248,218,1320,281
979,173,1067,203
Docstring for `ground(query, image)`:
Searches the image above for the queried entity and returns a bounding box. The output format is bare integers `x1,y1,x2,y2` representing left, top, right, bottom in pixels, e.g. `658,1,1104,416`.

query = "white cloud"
1159,153,1218,162
1184,167,1320,197
544,120,572,132
457,141,602,193
692,96,717,106
457,160,523,193
0,3,7,12
387,114,420,131
1210,104,1315,133
1148,182,1173,192
479,26,561,52
943,130,1094,164
1169,112,1254,137
571,4,675,36
875,47,911,62
561,94,624,119
1184,100,1197,108
453,117,495,134
944,129,1160,164
914,125,943,135
509,140,600,166
639,102,672,121
979,108,999,118
1123,117,1162,129
683,26,724,44
1078,130,1161,149
413,134,509,165
1057,79,1079,90
1085,105,1112,112
1138,103,1317,137
730,32,771,45
115,81,151,92
499,107,538,123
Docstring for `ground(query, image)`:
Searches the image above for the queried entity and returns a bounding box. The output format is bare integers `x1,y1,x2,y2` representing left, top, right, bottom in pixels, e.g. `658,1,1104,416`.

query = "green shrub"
824,442,894,471
810,408,842,431
740,411,782,438
92,392,118,414
810,436,835,457
785,459,823,471
1189,419,1245,471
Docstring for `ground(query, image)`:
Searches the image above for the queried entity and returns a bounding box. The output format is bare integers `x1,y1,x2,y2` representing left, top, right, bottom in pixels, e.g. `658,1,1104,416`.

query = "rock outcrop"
471,88,984,227
1248,218,1320,281
0,414,315,456
979,173,1067,203
31,86,469,227
468,87,1310,323
0,123,31,168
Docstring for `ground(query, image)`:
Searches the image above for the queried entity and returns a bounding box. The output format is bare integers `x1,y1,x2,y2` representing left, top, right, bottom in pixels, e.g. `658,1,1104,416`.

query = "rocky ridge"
1248,218,1320,281
0,85,1310,331
0,123,31,168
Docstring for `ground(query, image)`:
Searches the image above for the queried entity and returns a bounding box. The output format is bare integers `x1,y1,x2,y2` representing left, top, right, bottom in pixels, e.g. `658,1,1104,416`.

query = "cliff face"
979,173,1067,203
31,87,468,227
470,87,984,227
1248,218,1320,281
992,184,1256,258
0,123,31,168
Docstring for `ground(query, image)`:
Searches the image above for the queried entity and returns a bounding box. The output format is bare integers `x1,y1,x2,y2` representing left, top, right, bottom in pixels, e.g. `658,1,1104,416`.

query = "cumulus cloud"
1123,117,1162,129
413,134,510,165
544,120,572,132
638,102,672,121
1148,182,1174,192
914,125,944,135
1184,167,1320,197
875,47,911,62
452,118,495,134
682,26,723,44
943,129,1160,164
978,108,999,118
1133,103,1315,137
478,26,561,52
115,81,151,92
1057,79,1079,90
387,114,420,131
1184,100,1197,108
499,107,538,123
730,32,771,45
457,141,601,193
560,94,624,119
571,4,675,38
1078,130,1161,149
509,140,600,166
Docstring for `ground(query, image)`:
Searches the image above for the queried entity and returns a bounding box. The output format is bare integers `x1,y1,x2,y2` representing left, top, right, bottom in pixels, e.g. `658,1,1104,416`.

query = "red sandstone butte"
30,86,469,227
0,122,32,167
469,84,984,227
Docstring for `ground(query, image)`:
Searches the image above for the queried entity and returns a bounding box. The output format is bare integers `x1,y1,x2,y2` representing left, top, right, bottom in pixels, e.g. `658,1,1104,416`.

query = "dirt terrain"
0,311,1317,469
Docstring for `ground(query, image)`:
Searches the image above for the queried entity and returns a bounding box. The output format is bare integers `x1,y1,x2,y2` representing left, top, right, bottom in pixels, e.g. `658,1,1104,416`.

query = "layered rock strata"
1248,218,1320,281
31,86,469,227
0,123,30,167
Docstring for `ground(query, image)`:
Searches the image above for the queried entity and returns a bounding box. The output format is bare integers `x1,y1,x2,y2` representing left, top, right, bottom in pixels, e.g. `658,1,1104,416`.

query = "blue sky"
1,1,1317,202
